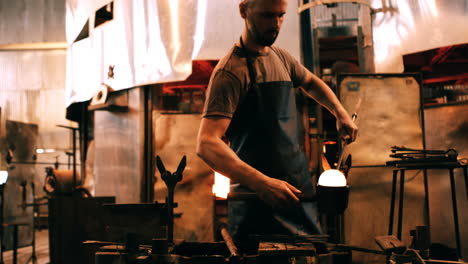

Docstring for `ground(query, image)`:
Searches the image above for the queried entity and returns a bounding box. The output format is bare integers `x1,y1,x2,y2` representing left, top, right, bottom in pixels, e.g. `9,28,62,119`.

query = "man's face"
244,0,288,46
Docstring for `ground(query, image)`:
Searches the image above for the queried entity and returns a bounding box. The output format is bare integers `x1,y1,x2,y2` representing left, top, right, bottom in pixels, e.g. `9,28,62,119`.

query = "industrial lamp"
316,169,349,214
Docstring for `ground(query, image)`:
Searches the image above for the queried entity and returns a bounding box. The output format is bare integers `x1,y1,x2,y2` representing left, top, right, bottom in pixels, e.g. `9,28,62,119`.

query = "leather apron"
227,39,323,242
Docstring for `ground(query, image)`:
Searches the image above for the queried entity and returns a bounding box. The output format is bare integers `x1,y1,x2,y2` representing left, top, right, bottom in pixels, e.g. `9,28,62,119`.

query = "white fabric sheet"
371,0,468,72
65,0,301,106
66,0,468,106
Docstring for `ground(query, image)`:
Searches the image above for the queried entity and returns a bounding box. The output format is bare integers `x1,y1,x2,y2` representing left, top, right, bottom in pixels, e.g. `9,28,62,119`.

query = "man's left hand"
336,115,358,144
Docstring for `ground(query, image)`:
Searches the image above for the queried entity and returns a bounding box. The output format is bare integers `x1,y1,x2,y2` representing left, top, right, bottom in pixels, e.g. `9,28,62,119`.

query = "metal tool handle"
228,192,316,202
219,223,240,259
336,113,357,170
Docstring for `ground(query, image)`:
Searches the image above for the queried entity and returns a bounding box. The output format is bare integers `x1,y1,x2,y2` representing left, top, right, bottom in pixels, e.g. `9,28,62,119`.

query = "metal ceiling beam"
0,42,67,51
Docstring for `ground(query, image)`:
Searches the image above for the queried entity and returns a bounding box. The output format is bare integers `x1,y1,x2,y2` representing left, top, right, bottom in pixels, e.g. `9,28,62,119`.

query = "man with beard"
197,0,358,245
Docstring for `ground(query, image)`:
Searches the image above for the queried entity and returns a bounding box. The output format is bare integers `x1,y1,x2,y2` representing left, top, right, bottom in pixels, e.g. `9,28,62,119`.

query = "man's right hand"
198,118,302,210
253,176,302,209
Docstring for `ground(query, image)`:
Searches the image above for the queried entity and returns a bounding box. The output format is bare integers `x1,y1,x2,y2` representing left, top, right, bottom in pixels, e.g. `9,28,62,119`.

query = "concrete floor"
2,229,49,264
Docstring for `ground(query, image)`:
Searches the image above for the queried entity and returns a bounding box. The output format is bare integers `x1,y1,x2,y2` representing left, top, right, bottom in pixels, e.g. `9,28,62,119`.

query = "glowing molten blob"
318,169,347,187
212,171,230,199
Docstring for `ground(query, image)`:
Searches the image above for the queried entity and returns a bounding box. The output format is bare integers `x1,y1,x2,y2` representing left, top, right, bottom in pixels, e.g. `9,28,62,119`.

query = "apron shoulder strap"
269,46,292,78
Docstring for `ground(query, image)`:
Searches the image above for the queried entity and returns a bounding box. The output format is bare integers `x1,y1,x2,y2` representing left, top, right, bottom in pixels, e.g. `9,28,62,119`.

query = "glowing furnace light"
318,169,347,187
212,171,230,199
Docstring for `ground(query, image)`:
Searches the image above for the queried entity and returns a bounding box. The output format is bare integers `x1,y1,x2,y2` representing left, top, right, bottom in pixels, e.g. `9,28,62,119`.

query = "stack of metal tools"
387,146,458,166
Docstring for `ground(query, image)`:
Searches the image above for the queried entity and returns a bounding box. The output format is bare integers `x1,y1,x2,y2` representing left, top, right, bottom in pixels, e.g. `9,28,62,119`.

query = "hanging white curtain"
371,0,468,72
65,0,206,105
65,0,301,106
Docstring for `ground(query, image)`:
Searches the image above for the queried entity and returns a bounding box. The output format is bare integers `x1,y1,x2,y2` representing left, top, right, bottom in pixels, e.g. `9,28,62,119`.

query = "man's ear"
239,1,247,19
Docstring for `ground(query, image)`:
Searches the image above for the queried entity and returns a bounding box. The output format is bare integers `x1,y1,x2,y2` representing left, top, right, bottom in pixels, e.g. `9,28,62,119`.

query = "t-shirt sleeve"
202,69,242,119
275,47,309,87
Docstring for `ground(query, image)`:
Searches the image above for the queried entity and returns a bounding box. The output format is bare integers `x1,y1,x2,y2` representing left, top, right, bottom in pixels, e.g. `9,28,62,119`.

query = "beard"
247,18,279,47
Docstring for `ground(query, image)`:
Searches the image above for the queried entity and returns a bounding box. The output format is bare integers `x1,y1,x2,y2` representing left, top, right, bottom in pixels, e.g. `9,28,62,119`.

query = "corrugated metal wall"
93,88,145,203
0,0,71,249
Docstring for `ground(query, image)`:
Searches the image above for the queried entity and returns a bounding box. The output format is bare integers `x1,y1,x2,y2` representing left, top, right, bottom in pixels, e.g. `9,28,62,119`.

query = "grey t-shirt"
203,45,308,118
202,45,324,239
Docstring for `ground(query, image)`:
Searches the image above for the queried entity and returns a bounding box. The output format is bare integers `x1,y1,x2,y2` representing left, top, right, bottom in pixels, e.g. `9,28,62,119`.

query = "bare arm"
301,72,358,143
196,116,301,208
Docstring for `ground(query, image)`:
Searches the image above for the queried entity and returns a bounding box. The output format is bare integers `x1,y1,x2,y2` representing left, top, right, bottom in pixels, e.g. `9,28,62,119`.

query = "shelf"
423,73,468,84
424,101,468,109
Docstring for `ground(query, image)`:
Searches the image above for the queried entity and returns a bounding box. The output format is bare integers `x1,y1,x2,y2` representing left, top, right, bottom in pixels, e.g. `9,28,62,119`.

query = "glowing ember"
212,171,230,199
318,169,347,187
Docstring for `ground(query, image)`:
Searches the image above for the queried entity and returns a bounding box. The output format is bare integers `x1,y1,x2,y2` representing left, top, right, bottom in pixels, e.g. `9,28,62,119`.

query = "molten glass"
318,169,347,187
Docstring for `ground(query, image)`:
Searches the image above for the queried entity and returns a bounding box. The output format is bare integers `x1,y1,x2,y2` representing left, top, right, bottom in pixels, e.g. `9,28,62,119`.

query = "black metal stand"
155,155,186,250
26,182,38,264
387,161,467,260
0,223,29,264
0,184,4,264
25,227,37,264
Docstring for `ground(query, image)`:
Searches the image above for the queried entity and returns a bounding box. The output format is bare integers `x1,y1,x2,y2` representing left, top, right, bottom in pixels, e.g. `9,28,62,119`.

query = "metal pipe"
0,42,67,51
10,161,77,166
397,169,405,240
166,187,174,246
335,244,386,255
449,168,461,259
389,170,398,235
351,165,386,168
73,129,77,190
423,169,431,230
219,224,240,258
426,259,468,264
228,192,316,202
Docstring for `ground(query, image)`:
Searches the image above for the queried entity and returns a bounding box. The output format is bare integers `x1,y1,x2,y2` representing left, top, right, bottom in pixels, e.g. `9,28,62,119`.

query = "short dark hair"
242,0,256,8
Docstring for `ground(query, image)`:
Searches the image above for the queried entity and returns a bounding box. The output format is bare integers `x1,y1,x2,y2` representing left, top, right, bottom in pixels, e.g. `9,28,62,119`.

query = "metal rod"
397,169,405,240
448,169,462,259
13,225,18,264
0,42,67,51
335,244,386,255
336,143,346,170
73,129,77,190
336,100,360,170
0,188,4,264
351,165,387,168
219,224,240,258
228,192,316,202
167,188,174,246
10,161,80,166
423,169,431,230
426,259,468,264
28,182,38,264
389,170,398,235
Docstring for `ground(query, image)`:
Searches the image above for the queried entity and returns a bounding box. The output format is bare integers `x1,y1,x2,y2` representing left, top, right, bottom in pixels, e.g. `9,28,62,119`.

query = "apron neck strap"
240,36,257,86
